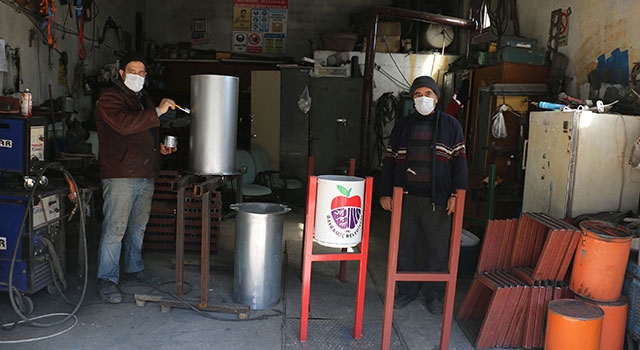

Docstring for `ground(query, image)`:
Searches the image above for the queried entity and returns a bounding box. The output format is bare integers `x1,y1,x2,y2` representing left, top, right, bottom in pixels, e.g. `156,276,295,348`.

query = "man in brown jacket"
95,55,177,303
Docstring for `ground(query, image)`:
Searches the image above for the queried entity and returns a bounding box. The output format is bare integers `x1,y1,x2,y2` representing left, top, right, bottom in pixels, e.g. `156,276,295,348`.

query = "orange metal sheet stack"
457,213,581,349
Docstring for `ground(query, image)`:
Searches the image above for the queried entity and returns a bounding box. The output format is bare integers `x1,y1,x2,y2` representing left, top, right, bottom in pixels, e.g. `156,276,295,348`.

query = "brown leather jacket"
95,79,161,179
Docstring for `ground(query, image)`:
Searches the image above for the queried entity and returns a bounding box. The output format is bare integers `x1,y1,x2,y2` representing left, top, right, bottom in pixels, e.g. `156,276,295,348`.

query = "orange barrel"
576,295,628,350
569,220,632,301
545,299,604,350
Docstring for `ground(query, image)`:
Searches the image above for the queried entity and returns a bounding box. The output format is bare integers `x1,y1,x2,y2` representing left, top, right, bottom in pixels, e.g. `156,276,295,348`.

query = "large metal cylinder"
231,202,290,310
189,74,239,175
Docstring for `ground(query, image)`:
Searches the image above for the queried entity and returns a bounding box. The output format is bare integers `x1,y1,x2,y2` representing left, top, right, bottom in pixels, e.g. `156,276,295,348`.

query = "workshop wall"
144,0,392,61
518,0,640,95
0,0,144,121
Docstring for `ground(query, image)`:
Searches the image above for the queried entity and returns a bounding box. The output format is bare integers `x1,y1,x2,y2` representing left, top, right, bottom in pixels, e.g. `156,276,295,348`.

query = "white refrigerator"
522,110,640,218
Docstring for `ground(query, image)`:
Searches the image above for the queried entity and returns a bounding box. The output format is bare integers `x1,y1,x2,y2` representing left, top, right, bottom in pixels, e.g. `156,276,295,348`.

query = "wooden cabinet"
466,63,550,179
251,70,281,170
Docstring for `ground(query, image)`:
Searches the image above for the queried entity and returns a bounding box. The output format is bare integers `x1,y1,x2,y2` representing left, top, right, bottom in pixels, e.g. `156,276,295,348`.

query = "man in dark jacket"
95,55,177,303
379,75,468,314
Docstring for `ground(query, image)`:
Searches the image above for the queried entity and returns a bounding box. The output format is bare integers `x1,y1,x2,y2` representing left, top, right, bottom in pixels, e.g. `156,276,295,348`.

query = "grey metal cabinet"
279,67,311,184
309,77,363,175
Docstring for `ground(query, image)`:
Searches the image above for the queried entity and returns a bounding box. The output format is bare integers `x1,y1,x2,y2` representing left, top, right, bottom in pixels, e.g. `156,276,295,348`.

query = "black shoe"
393,294,416,309
426,299,443,315
99,280,122,304
122,270,163,285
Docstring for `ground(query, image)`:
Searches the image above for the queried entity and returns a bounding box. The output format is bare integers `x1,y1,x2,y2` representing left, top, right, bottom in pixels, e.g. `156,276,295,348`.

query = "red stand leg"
299,176,318,342
381,187,466,350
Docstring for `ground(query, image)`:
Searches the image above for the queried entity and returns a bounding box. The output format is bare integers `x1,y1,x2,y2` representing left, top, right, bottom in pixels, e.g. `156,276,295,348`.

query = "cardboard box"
363,21,401,53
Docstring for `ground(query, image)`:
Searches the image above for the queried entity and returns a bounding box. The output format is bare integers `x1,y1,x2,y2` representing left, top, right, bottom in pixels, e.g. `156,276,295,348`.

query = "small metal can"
163,135,177,148
20,89,32,117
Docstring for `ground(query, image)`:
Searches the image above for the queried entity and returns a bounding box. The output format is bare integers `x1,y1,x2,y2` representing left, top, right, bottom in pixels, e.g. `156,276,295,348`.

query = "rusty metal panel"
510,215,529,267
477,219,501,273
457,278,487,319
535,284,555,348
496,220,511,271
555,229,581,281
532,229,565,280
507,285,531,348
502,218,518,269
533,283,548,349
527,218,546,267
522,284,540,349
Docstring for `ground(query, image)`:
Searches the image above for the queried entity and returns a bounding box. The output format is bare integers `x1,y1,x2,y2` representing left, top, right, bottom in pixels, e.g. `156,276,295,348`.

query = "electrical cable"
118,279,282,322
0,313,79,344
387,53,410,87
485,0,510,39
373,92,399,168
375,64,410,90
6,162,88,329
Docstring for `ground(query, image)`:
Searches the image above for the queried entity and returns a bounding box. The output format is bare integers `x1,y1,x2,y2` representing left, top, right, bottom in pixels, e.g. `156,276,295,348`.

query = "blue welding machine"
0,115,48,175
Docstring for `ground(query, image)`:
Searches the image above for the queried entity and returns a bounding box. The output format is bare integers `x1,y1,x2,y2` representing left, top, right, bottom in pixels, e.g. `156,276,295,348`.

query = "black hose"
372,92,399,168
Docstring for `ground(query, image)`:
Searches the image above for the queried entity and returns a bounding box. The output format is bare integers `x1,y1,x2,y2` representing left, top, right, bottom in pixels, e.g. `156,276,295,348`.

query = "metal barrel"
570,220,632,301
231,202,291,310
545,299,604,350
189,74,238,175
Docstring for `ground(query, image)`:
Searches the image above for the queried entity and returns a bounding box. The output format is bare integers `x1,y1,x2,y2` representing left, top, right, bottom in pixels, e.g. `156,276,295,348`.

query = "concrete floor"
0,203,484,350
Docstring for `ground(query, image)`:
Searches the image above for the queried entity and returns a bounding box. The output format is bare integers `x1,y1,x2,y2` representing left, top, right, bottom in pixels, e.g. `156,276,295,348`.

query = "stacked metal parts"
456,213,581,349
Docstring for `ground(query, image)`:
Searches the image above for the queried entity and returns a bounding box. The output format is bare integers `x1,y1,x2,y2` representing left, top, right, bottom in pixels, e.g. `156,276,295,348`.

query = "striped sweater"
379,109,469,207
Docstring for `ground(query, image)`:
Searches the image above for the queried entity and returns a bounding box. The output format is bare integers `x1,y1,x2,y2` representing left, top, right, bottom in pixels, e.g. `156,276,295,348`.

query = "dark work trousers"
396,194,452,302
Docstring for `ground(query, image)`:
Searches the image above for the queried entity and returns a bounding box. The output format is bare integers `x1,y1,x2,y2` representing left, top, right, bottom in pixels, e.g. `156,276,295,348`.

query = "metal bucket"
313,175,365,248
188,74,239,175
231,202,290,310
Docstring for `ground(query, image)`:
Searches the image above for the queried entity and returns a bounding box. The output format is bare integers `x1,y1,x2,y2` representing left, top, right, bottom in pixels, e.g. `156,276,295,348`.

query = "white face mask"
124,74,145,92
414,96,436,115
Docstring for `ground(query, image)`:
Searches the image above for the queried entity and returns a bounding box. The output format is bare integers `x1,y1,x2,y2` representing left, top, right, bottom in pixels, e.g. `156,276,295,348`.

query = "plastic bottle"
537,101,567,110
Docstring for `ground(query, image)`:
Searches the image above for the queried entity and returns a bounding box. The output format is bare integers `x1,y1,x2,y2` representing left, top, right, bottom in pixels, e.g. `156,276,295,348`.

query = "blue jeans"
97,178,154,284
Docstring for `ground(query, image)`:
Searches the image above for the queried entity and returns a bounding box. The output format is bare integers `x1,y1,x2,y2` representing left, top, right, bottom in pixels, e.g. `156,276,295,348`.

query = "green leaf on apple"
337,185,352,197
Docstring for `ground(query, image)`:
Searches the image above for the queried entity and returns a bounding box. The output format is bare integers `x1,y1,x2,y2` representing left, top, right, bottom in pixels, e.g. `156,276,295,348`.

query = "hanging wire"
485,0,510,39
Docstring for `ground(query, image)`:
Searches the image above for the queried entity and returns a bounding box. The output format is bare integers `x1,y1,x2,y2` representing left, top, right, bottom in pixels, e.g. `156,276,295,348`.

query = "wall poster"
232,0,288,54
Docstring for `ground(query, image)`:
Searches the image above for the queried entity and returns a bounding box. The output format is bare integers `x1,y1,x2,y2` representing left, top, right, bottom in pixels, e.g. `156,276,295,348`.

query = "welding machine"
0,186,66,309
0,115,48,189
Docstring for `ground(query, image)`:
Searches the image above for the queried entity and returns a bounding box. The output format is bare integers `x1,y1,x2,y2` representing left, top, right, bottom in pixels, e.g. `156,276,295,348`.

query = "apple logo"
330,185,362,230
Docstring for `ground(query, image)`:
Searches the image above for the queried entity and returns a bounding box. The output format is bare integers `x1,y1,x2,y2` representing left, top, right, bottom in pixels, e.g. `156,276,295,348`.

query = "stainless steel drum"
231,202,291,310
189,74,239,175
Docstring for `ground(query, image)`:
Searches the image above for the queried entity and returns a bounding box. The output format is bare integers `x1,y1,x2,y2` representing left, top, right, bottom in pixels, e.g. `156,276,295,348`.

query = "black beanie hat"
409,75,440,98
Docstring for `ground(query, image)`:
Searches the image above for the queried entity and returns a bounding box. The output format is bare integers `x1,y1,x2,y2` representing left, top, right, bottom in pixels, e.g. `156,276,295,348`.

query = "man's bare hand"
379,196,392,211
160,143,177,155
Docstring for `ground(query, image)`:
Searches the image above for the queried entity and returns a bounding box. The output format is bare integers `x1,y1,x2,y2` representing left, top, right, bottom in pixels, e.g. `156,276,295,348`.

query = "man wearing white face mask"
379,75,468,314
95,55,177,303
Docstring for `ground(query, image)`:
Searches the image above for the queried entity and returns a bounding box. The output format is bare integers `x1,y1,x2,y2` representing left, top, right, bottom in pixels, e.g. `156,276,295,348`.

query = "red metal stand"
381,187,466,350
299,175,373,342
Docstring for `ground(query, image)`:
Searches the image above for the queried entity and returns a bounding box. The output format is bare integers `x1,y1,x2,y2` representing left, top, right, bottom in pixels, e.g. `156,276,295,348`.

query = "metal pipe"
361,7,477,170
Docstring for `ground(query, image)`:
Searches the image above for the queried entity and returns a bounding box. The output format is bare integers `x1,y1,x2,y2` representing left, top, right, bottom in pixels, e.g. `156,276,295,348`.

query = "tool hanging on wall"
75,0,85,59
39,0,57,50
98,17,120,48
